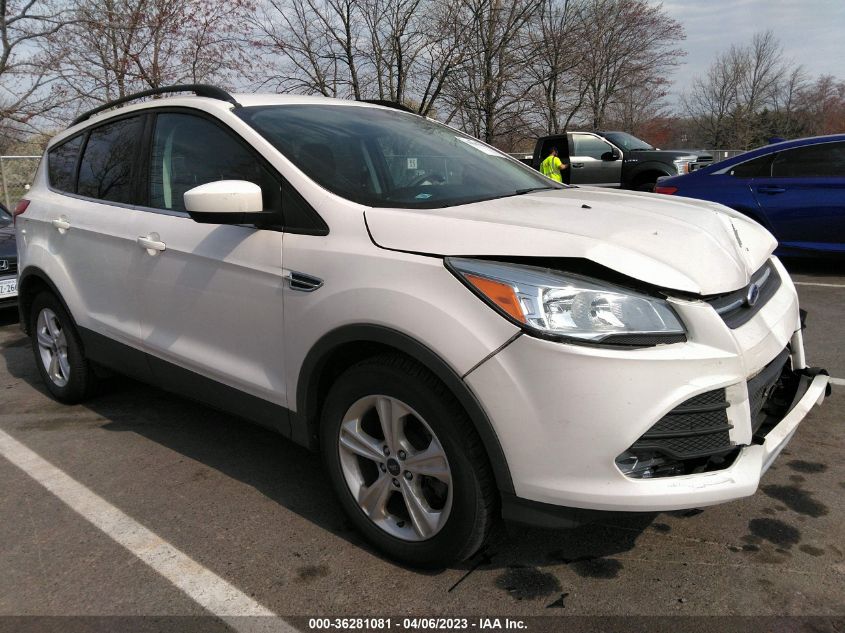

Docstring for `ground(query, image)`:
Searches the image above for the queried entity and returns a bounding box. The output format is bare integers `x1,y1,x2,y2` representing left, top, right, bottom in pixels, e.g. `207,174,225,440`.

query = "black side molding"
78,327,292,437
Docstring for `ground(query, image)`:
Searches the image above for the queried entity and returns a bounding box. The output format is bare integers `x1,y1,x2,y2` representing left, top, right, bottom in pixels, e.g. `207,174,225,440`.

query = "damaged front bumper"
466,258,830,526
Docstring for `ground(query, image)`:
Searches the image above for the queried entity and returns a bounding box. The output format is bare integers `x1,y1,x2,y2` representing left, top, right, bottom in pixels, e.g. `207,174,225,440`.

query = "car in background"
526,131,712,190
654,135,845,257
0,202,18,309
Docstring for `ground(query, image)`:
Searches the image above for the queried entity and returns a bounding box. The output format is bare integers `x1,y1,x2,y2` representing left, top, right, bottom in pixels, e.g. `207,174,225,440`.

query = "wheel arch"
627,163,673,189
295,324,515,495
17,266,75,336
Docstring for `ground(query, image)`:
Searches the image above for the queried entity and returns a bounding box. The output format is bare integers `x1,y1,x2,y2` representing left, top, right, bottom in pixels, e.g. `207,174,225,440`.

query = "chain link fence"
0,156,41,210
710,149,745,162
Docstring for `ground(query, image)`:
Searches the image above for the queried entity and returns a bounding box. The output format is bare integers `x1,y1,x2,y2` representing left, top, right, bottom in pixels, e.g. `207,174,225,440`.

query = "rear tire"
320,354,496,568
30,292,98,403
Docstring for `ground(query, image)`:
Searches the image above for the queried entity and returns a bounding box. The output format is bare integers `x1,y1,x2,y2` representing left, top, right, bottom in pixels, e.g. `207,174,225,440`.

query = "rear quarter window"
728,153,773,178
771,141,845,178
47,136,84,192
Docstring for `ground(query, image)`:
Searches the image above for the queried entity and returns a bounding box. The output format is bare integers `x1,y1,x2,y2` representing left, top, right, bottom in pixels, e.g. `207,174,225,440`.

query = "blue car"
654,135,845,256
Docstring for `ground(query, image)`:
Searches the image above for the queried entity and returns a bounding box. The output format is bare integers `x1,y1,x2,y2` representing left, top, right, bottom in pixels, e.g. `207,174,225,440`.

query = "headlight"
447,258,685,345
672,156,697,175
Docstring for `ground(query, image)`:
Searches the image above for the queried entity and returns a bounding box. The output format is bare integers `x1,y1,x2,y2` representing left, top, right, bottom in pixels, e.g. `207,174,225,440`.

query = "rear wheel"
30,292,97,403
321,355,496,567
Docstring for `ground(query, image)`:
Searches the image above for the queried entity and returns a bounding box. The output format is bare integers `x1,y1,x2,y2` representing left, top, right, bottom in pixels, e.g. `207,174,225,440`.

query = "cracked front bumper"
466,258,829,518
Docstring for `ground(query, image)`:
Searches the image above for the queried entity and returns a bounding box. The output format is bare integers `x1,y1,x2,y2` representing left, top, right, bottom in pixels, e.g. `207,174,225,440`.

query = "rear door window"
729,153,774,178
47,136,84,193
149,112,281,213
771,142,845,178
77,116,144,203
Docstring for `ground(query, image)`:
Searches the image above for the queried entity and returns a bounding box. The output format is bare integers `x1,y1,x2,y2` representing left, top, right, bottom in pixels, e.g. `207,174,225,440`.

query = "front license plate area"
0,279,17,298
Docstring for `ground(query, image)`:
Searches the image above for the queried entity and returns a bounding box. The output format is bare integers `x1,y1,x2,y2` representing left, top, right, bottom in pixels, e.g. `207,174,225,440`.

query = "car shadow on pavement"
782,256,845,278
0,307,20,327
1,319,656,575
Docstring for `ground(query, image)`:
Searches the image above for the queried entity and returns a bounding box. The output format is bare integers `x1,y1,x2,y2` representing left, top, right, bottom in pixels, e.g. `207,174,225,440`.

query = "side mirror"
184,180,277,226
601,150,620,161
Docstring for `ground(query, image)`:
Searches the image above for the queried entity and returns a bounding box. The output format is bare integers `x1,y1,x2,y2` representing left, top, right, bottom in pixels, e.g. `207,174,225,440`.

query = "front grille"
0,257,16,275
690,156,713,171
704,261,781,328
628,388,733,460
747,347,792,435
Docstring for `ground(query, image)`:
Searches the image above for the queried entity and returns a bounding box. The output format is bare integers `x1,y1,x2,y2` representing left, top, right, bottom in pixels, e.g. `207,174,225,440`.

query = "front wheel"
320,355,496,567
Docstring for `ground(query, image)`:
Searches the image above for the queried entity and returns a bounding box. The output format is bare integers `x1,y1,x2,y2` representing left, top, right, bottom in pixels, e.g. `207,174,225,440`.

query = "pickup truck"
516,131,713,191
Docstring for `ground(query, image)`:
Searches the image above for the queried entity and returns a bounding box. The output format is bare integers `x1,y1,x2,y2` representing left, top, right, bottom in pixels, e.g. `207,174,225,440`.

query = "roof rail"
69,84,241,128
359,99,419,115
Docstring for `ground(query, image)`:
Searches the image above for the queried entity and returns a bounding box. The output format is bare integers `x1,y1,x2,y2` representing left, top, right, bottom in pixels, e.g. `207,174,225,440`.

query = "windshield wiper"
514,186,557,195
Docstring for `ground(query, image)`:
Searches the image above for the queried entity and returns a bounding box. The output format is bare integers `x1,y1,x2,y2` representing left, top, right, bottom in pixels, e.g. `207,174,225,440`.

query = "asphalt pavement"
0,258,843,632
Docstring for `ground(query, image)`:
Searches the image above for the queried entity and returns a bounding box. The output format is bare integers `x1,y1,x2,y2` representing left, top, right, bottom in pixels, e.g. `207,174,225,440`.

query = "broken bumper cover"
466,262,829,521
499,368,829,529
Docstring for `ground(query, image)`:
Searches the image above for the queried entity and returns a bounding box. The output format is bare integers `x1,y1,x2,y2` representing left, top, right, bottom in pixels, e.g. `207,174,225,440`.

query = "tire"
321,354,496,568
635,181,656,192
30,291,98,403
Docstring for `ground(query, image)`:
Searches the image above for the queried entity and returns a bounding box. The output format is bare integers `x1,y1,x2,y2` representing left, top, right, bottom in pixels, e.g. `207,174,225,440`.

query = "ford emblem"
745,283,760,308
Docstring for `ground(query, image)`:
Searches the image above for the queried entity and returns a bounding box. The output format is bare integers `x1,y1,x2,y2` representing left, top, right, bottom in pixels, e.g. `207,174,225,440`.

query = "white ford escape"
14,86,830,567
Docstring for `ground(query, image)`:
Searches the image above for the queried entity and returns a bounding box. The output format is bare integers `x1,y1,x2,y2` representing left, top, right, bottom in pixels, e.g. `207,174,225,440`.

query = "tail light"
653,186,678,195
13,199,30,225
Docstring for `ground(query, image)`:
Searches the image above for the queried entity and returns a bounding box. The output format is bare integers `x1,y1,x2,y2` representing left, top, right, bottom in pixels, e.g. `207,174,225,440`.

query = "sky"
662,0,845,102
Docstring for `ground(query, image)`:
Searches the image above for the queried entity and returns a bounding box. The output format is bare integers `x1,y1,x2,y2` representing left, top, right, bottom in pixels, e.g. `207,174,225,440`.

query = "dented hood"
365,187,777,295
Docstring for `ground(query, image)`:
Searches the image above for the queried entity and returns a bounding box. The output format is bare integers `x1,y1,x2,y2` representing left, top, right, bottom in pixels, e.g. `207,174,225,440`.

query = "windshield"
0,204,11,225
603,132,654,151
238,104,562,209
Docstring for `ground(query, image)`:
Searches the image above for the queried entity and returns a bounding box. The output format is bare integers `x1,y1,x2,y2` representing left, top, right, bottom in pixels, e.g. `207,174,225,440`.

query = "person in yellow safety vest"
540,146,567,183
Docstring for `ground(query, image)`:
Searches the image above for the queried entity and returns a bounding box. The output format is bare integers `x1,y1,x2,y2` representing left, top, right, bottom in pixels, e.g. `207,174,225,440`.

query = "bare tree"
252,0,366,98
604,77,672,135
730,31,786,146
55,0,253,108
251,0,464,115
443,0,541,145
683,31,805,149
574,0,684,131
795,74,845,136
524,0,586,135
682,48,744,148
0,0,72,138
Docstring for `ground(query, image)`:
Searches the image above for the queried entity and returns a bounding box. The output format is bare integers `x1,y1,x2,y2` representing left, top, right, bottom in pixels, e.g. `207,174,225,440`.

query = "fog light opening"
615,451,684,479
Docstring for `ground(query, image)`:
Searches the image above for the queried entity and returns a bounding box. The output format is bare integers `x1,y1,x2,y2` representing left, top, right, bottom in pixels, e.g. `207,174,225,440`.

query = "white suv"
14,86,829,567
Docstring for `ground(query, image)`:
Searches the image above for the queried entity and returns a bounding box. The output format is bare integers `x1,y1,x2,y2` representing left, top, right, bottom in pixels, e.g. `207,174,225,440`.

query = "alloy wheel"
337,395,453,541
35,308,70,388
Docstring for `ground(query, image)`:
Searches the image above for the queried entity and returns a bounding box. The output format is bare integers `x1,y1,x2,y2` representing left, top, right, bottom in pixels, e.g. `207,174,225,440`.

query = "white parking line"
830,377,845,387
793,281,845,288
0,428,298,633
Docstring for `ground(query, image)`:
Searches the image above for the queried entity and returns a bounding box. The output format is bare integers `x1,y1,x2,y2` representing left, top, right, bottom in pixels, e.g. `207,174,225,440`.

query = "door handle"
757,185,786,194
52,218,70,233
571,163,584,168
137,233,166,255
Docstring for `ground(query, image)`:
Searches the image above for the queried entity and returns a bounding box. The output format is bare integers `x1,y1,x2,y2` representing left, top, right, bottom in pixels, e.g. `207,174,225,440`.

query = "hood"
364,187,776,295
0,223,15,259
664,149,713,159
629,149,711,160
